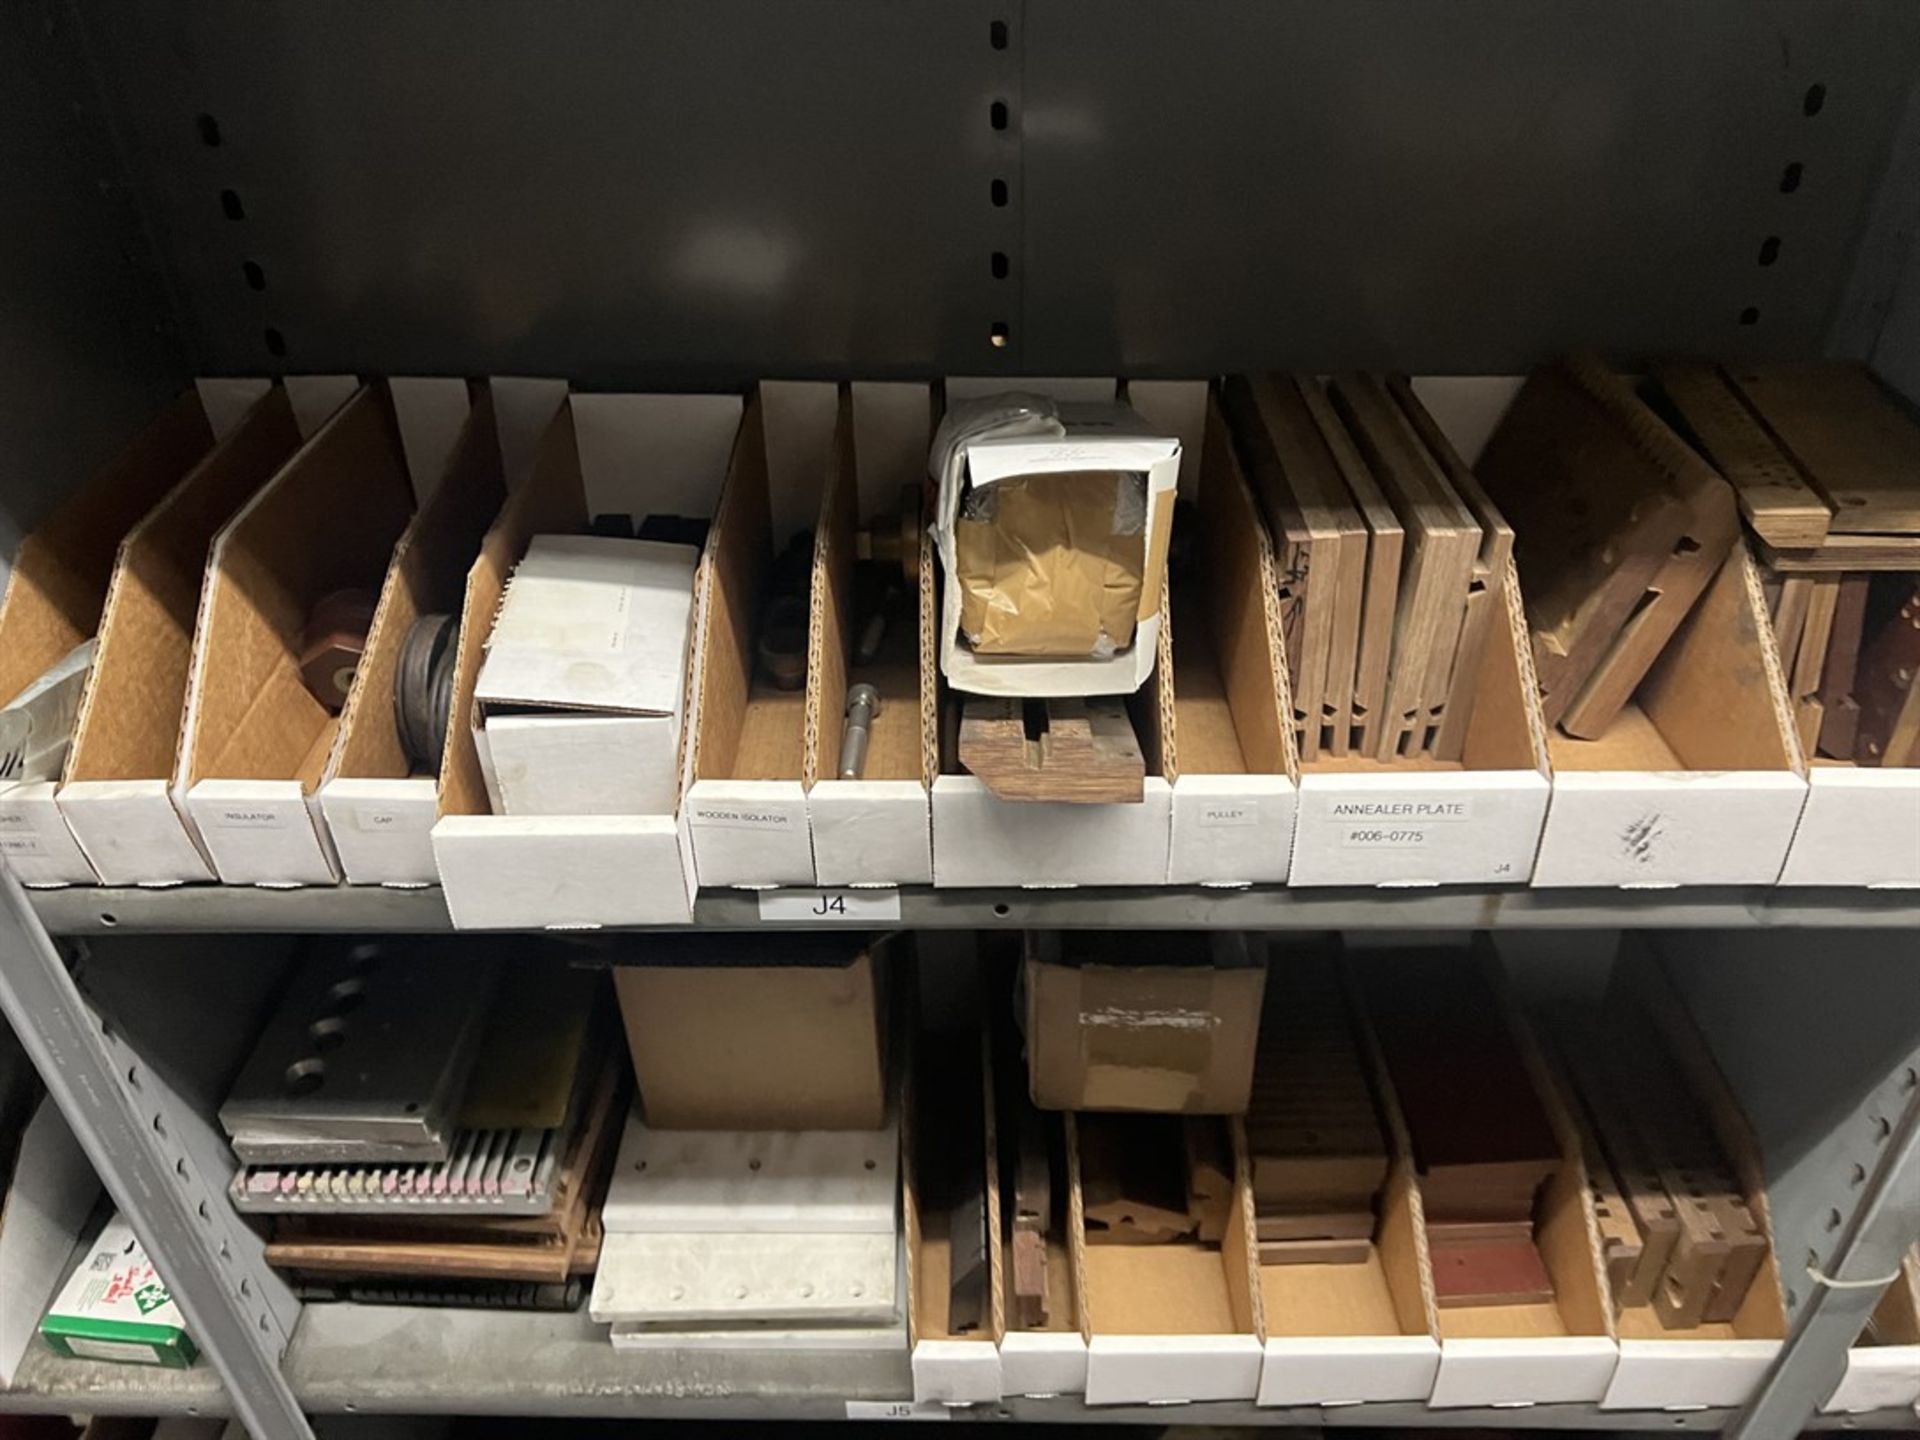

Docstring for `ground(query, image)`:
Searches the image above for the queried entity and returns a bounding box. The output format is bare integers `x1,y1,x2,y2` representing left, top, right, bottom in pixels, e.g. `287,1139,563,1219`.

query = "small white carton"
40,1215,197,1369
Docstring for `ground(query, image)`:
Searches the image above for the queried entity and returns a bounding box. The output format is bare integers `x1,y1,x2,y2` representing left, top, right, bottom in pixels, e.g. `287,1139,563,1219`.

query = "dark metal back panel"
80,0,1017,384
1019,0,1920,374
55,0,1920,384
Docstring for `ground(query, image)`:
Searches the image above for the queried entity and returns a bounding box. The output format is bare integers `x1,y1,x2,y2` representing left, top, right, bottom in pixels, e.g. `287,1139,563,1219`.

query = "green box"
40,1216,198,1369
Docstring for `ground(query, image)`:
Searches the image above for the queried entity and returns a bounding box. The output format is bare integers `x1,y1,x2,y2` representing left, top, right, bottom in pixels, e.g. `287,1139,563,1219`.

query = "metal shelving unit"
25,883,1920,935
3,2,1920,1437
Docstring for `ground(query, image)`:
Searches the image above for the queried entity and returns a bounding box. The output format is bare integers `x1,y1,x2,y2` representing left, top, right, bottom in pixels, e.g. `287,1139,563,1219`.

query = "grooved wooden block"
957,695,1145,803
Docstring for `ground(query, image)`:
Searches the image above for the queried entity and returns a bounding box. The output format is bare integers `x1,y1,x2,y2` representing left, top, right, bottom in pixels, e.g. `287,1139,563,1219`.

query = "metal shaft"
839,684,881,780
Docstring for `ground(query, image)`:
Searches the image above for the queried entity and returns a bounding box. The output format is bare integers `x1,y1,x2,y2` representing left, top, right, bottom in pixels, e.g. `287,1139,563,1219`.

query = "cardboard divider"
317,388,508,884
178,386,416,884
1532,548,1809,886
1427,947,1620,1408
1824,1252,1920,1413
1256,969,1442,1406
803,386,938,886
430,392,747,928
684,386,815,887
1592,943,1788,1410
1164,396,1300,885
1289,554,1552,886
1071,1112,1266,1404
0,393,223,884
59,387,303,885
904,1011,1005,1404
995,1103,1087,1396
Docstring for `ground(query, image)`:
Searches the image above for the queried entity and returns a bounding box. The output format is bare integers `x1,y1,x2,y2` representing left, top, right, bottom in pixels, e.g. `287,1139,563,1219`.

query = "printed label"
1341,825,1437,849
0,811,26,827
0,833,46,857
1327,798,1474,822
495,578,630,655
693,806,797,832
844,1401,950,1421
354,808,409,833
215,809,288,830
1199,803,1258,828
759,888,903,922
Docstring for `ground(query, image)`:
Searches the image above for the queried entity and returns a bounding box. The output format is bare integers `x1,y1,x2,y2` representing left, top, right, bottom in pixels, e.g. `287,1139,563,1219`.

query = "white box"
180,386,415,885
316,388,507,884
431,391,745,929
1164,390,1299,886
1779,760,1920,888
1532,551,1807,888
474,534,700,807
933,775,1173,888
1070,1114,1265,1406
802,384,936,888
934,389,1179,700
1290,566,1551,886
0,783,94,887
998,1329,1088,1398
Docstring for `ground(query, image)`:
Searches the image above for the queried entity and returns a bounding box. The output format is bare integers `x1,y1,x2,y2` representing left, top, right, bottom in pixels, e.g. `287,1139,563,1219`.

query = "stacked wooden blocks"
1222,372,1512,763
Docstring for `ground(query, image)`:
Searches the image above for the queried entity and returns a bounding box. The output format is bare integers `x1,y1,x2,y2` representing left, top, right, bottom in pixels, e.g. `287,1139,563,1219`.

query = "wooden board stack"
1548,1008,1769,1327
1653,360,1920,767
1475,353,1741,739
1243,948,1387,1267
1358,954,1559,1309
1222,372,1512,763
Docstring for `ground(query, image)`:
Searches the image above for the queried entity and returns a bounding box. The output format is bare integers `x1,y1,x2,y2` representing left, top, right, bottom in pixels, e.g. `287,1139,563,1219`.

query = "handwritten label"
844,1400,950,1421
758,888,902,922
215,809,288,830
693,806,798,832
1199,803,1257,828
0,833,46,857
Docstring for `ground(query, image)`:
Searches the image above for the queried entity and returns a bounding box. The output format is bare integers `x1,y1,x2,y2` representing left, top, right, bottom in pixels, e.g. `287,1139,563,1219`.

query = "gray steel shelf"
282,1301,1915,1427
0,1347,224,1417
25,883,1920,935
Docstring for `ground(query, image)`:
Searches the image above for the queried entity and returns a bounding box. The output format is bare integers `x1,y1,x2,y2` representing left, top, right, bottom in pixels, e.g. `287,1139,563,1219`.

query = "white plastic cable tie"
1806,1263,1902,1290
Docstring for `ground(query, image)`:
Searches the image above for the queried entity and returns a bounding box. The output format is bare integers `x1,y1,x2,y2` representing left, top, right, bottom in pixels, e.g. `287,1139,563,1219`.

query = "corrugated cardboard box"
179,386,416,884
429,389,746,928
1024,931,1266,1114
0,392,221,885
317,387,507,884
613,934,889,1130
57,389,302,885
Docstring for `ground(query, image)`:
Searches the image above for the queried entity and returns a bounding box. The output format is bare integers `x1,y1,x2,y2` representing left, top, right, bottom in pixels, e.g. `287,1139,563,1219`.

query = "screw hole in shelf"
198,1200,211,1224
196,113,222,148
151,1113,166,1138
1804,83,1827,117
1871,1114,1891,1141
219,188,245,221
1850,1162,1867,1187
263,326,287,358
239,1278,252,1298
992,902,1011,918
991,251,1009,280
990,320,1010,349
991,178,1009,207
99,911,119,928
176,1158,189,1179
1739,307,1760,326
990,19,1007,49
1901,1066,1917,1092
125,1065,139,1090
1780,162,1804,194
1757,236,1780,267
1825,1207,1843,1231
991,100,1009,131
242,260,266,292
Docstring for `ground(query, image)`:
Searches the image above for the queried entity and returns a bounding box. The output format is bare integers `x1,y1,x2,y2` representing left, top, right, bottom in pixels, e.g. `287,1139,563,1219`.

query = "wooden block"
1476,355,1739,735
1426,1218,1537,1246
1653,359,1832,549
1701,1196,1771,1324
1817,574,1870,758
1011,1223,1049,1328
1259,1236,1373,1266
1791,575,1840,754
1758,532,1920,572
1328,374,1481,759
1389,375,1516,762
1223,374,1369,760
1297,377,1404,756
1855,582,1920,767
1733,363,1920,537
1771,575,1813,677
957,695,1144,803
1429,1237,1555,1308
1255,1209,1376,1242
